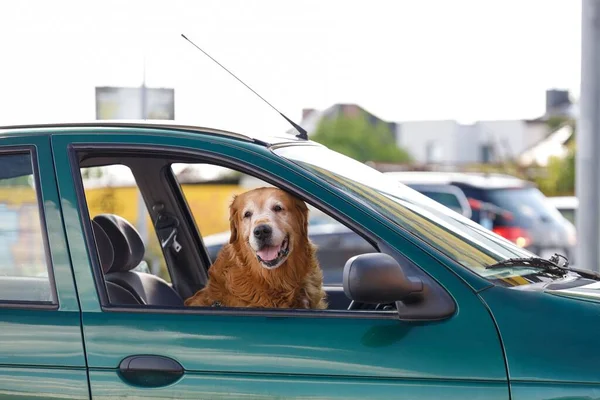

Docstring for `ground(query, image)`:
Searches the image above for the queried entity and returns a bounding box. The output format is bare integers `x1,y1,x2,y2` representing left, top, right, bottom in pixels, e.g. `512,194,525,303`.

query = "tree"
534,117,576,196
311,113,412,163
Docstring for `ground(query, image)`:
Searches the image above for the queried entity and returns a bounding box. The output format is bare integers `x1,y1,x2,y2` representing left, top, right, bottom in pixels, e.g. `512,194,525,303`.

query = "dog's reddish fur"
185,187,327,309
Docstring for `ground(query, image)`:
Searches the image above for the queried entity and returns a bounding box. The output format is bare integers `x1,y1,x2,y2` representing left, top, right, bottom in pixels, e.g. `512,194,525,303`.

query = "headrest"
91,220,115,274
93,214,145,274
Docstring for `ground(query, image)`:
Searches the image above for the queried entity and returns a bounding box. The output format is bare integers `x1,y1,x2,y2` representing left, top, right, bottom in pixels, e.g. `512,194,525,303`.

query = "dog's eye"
273,205,283,212
243,211,252,218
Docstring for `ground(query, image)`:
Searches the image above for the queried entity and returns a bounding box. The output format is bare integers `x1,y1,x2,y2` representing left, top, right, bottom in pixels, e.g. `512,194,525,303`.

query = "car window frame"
67,141,452,320
0,146,58,310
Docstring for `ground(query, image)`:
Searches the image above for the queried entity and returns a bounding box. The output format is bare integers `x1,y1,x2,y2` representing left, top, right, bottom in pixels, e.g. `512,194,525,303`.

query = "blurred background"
0,0,583,277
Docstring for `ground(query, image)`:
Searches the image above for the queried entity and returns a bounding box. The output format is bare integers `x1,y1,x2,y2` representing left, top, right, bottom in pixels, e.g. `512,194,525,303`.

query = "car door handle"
118,355,184,387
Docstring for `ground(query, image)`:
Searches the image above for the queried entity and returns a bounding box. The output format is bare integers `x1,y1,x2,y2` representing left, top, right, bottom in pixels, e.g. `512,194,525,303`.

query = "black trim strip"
0,145,59,309
103,304,397,319
0,301,58,310
67,144,111,306
162,164,211,285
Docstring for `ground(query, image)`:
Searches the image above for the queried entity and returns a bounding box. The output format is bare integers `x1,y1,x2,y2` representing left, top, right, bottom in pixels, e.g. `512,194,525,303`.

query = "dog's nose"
253,224,272,240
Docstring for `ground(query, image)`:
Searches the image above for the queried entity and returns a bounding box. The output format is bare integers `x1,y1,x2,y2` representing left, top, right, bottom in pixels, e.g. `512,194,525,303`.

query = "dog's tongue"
257,245,279,261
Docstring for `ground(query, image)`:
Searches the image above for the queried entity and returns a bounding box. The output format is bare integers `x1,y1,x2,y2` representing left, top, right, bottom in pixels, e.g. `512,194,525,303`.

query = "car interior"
91,214,184,307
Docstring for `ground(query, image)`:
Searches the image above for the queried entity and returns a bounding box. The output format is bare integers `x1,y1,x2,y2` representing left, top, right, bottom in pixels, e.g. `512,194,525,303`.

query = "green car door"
51,128,509,399
0,133,88,399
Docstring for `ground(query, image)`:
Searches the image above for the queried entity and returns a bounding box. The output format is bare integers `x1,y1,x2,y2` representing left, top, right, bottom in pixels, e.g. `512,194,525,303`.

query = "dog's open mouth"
256,236,290,268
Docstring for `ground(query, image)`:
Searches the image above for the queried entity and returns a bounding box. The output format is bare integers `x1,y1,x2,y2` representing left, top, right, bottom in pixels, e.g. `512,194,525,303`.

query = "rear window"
486,187,564,226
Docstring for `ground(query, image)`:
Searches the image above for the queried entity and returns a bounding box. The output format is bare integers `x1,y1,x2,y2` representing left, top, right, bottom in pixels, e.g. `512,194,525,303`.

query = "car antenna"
181,34,308,140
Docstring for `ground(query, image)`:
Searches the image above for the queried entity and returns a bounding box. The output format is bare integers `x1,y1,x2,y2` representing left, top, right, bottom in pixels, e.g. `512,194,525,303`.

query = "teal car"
1,121,600,399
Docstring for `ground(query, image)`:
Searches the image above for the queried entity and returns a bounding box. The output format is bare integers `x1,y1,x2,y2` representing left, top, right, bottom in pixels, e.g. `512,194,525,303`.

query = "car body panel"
511,382,600,400
50,129,509,398
0,367,89,399
479,285,600,384
79,306,505,380
0,134,87,398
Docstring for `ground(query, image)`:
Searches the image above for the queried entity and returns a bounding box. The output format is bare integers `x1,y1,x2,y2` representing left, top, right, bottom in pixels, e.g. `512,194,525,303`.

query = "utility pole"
576,0,600,271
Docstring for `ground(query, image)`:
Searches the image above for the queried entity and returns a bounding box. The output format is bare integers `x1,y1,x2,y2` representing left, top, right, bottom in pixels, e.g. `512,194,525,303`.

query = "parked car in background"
548,196,578,225
399,183,472,218
385,172,577,263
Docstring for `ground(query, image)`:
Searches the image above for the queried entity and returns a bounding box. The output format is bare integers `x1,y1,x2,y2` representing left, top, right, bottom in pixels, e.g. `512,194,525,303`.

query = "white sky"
0,0,581,136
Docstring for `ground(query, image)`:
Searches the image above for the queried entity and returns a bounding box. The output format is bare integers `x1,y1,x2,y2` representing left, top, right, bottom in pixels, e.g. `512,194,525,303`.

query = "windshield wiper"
485,254,570,277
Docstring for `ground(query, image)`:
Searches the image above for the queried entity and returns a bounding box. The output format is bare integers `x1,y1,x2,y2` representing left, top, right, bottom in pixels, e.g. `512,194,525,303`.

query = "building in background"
517,123,574,167
299,89,576,167
395,118,549,165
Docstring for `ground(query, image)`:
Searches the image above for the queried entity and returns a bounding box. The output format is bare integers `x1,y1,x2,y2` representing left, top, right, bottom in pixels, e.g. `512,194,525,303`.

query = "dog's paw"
300,297,311,309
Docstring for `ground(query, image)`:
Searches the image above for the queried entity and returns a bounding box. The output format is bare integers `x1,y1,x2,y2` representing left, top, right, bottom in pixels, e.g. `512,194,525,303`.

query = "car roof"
0,120,310,147
547,196,579,209
385,171,531,190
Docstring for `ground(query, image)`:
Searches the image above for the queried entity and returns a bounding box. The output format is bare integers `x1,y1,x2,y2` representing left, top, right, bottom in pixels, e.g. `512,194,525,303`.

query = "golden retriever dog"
185,187,327,309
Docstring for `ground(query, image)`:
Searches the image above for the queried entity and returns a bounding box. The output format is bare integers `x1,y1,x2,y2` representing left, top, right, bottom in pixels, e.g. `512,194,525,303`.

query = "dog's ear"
229,195,239,244
294,197,309,237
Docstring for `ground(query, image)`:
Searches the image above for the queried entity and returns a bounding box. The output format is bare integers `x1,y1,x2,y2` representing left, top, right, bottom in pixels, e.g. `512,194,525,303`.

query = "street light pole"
576,0,600,271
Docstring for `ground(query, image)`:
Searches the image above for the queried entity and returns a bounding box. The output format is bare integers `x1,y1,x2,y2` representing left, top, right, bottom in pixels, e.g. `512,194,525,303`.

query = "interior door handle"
119,355,184,387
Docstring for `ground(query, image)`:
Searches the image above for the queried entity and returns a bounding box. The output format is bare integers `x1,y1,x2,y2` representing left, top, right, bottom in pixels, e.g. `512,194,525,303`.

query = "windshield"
274,144,553,287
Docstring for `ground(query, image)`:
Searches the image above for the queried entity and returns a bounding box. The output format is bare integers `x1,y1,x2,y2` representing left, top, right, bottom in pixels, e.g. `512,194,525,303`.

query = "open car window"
75,152,382,312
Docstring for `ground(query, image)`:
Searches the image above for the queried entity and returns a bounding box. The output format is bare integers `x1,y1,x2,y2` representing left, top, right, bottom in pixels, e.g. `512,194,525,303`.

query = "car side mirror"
343,253,424,304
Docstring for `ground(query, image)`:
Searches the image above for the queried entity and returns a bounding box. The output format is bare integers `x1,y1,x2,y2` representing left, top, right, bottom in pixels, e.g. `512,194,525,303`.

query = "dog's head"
229,187,309,270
